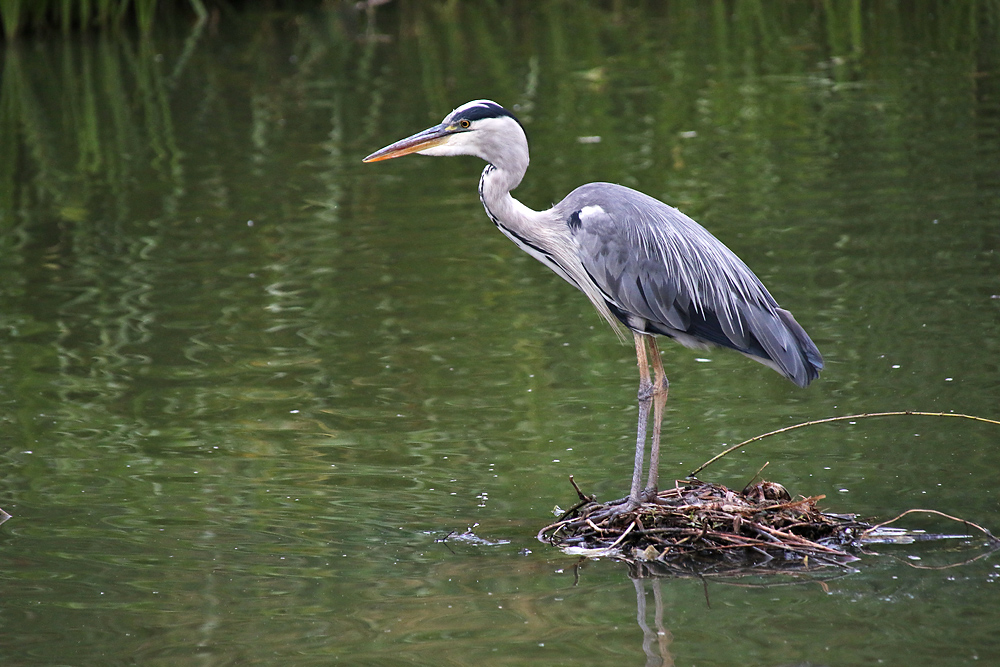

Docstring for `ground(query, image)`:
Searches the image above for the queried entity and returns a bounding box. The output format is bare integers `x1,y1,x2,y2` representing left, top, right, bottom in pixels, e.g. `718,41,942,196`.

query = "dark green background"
1,2,998,665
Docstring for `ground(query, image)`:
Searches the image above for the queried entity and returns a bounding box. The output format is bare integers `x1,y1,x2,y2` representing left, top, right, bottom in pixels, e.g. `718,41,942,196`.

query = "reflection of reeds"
0,35,182,225
0,0,207,39
0,33,185,423
0,6,378,430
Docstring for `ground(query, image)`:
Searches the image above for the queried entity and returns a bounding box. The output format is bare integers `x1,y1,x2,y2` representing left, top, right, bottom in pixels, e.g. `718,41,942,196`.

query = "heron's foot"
583,496,640,523
641,485,659,503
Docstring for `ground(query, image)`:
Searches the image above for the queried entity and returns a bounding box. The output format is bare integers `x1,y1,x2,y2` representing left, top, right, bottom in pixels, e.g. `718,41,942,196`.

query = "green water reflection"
1,2,999,665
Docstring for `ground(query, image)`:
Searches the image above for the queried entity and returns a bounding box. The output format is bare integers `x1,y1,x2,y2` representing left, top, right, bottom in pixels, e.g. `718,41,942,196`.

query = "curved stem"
689,411,1000,478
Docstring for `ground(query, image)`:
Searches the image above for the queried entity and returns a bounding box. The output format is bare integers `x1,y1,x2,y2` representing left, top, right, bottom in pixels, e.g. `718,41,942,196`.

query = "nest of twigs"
536,412,1000,575
538,477,873,572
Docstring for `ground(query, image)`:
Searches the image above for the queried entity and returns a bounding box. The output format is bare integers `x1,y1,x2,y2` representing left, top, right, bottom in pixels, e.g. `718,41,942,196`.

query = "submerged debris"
538,477,989,573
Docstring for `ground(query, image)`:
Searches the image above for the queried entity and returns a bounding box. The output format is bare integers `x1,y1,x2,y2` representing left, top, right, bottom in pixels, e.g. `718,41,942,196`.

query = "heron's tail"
773,308,824,387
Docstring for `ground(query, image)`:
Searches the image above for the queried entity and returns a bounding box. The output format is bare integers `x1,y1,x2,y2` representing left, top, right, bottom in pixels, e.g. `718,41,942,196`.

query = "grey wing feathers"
559,183,823,387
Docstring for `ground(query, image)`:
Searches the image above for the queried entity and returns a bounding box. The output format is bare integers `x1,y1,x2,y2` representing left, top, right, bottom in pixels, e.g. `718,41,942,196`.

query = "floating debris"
538,477,996,574
435,526,510,547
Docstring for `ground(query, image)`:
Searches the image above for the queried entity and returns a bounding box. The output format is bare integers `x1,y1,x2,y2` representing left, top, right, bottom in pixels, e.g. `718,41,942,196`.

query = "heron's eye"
459,119,471,129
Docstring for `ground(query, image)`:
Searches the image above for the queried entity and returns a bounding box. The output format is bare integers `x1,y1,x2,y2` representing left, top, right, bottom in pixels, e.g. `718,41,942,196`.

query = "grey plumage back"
556,182,823,387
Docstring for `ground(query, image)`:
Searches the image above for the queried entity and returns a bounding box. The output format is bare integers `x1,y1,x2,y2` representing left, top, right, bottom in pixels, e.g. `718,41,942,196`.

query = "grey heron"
364,100,823,512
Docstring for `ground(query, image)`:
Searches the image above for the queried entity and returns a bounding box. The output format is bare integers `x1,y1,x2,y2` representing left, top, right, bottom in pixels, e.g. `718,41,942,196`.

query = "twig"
689,411,1000,477
607,520,638,550
752,523,848,556
742,461,770,493
860,508,999,544
569,475,593,502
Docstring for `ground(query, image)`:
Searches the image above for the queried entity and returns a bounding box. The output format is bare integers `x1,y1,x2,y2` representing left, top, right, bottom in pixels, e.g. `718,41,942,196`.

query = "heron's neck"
478,163,540,235
476,157,623,335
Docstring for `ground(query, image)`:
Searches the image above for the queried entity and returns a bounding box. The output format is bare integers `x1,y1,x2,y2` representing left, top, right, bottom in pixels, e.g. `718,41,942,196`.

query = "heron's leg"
644,337,669,499
633,578,659,666
652,579,673,666
629,332,653,507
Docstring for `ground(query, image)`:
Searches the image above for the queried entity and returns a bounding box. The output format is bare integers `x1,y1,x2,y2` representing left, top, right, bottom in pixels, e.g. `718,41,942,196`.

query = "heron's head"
363,100,527,171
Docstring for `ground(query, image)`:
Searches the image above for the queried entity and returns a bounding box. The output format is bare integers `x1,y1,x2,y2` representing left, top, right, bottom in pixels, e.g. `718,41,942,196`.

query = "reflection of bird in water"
364,100,823,511
633,576,673,667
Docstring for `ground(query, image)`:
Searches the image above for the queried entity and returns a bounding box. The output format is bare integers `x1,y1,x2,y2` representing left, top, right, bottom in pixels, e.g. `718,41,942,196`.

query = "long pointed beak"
362,124,451,162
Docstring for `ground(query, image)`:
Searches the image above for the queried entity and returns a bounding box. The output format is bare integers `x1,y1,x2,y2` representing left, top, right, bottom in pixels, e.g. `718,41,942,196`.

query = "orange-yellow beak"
362,123,452,162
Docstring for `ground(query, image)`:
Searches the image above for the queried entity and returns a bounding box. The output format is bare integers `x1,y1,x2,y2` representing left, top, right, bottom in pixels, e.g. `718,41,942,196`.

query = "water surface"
1,3,998,665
